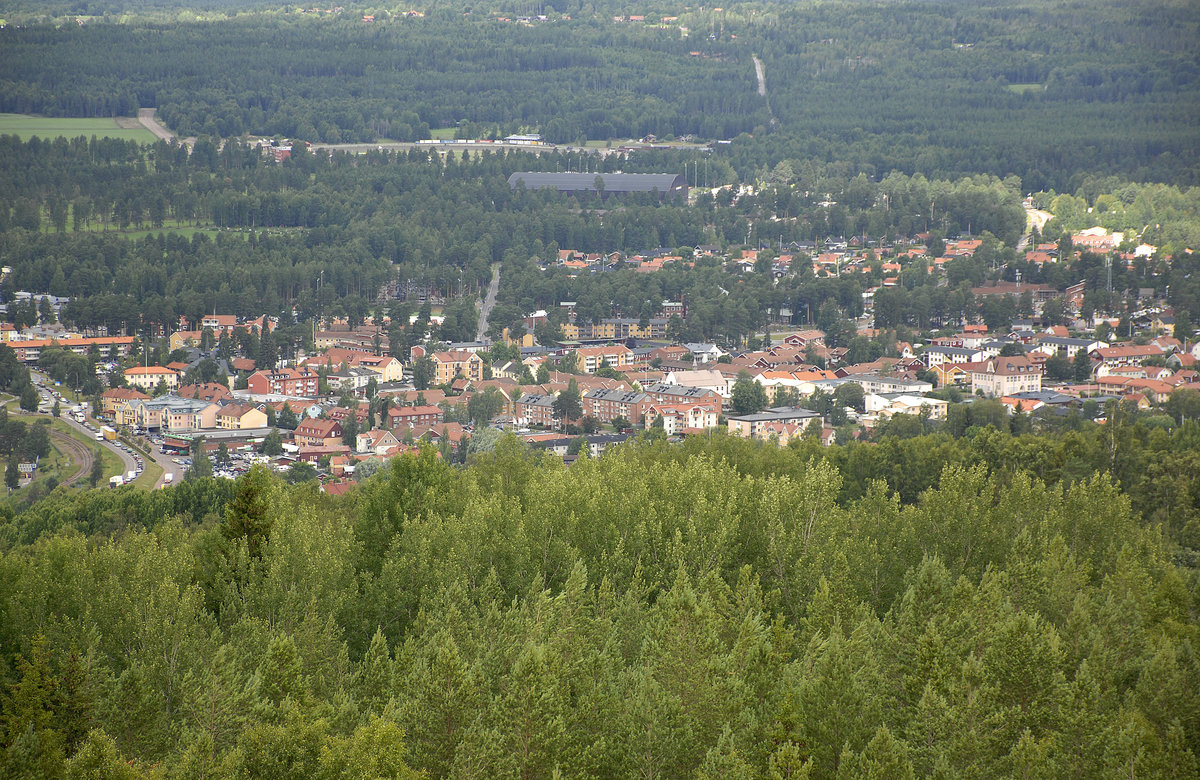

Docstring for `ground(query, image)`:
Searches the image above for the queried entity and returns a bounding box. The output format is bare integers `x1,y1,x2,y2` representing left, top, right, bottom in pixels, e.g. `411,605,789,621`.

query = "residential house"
782,330,826,348
757,421,807,446
641,382,724,414
326,406,369,426
293,419,344,447
115,395,218,432
177,382,233,404
421,348,485,385
354,355,404,383
1093,344,1165,367
247,367,321,397
841,374,934,395
99,387,149,420
643,402,719,434
216,403,268,430
583,389,653,425
356,429,401,456
922,345,984,368
971,356,1043,397
530,433,631,458
8,336,135,364
1032,336,1105,360
515,393,558,428
123,366,180,392
575,345,633,374
755,369,839,401
328,366,380,395
932,362,973,388
662,369,731,398
865,393,948,422
682,343,725,364
386,404,445,430
727,406,820,439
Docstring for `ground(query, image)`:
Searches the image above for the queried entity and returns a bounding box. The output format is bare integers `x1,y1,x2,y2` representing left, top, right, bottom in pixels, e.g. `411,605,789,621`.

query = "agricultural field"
0,113,155,142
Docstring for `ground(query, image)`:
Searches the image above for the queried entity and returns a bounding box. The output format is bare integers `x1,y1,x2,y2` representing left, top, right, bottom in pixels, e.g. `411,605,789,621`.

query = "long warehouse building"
507,172,687,201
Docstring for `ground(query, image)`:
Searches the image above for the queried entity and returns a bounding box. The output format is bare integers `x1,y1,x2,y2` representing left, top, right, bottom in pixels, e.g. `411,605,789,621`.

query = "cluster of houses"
5,215,1194,487
921,324,1198,411
73,297,1199,483
541,225,1158,326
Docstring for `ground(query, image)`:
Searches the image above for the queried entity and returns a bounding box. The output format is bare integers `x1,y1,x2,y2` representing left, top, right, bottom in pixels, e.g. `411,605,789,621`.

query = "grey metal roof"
1038,336,1093,346
727,406,820,422
508,172,687,194
584,389,650,403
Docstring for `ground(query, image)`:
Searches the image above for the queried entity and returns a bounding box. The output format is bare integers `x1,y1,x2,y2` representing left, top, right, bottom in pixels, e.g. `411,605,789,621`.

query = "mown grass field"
0,113,156,142
1004,83,1045,94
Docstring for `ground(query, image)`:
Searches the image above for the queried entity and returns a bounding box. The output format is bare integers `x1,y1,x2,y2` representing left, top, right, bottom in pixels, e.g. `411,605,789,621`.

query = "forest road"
753,55,777,126
137,109,175,143
477,263,501,342
753,55,767,97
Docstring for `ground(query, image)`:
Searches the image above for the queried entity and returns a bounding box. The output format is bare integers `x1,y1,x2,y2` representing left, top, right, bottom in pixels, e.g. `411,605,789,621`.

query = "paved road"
476,263,501,342
134,434,183,489
30,371,140,482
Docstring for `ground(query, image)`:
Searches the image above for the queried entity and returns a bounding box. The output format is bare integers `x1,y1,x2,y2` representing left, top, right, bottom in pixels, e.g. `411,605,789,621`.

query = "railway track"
51,429,94,487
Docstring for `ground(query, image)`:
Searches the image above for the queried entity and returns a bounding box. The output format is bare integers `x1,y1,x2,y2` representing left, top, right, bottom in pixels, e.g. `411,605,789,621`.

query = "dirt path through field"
137,108,176,142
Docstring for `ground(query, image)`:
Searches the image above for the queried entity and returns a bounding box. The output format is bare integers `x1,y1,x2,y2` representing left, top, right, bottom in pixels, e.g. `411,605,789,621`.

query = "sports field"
0,113,156,142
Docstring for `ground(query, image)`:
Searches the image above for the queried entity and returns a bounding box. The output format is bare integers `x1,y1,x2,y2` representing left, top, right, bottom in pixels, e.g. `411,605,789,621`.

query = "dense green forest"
2,418,1199,776
2,0,1198,190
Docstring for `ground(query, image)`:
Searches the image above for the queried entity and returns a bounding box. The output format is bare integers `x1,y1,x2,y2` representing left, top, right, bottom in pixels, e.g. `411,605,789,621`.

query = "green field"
1004,83,1045,94
0,113,156,142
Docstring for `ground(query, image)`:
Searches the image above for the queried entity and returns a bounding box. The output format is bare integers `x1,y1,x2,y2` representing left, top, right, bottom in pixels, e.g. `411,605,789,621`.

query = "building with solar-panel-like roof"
507,172,687,201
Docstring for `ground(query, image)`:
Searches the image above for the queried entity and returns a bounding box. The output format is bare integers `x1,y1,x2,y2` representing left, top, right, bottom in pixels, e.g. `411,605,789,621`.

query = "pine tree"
89,448,104,486
258,636,307,707
355,629,395,714
65,729,139,780
222,464,275,556
19,383,38,412
1072,348,1093,382
180,644,251,763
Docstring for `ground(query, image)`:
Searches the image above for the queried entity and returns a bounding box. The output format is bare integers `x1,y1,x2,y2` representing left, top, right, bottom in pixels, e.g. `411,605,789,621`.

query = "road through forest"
477,264,501,342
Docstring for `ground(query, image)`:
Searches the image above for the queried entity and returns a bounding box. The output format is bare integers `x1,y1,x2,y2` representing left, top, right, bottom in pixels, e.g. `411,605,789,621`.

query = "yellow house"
216,403,269,430
429,349,485,385
353,355,404,383
124,366,180,391
502,327,537,348
169,330,205,351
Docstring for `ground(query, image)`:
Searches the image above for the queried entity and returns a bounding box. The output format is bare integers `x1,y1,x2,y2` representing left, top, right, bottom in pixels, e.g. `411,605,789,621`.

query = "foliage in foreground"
0,434,1197,777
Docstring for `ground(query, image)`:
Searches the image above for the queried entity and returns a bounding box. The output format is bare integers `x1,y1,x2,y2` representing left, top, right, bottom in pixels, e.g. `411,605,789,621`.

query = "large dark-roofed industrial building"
507,172,687,201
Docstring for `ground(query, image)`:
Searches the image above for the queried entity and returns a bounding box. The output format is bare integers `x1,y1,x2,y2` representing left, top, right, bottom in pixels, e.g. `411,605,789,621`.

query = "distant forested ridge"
1,424,1198,776
1,0,1197,189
